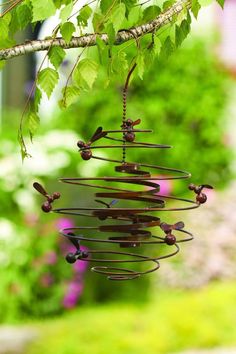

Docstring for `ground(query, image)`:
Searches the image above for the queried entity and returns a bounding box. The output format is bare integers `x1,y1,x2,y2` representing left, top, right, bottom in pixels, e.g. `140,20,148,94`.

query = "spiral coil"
33,66,212,280
33,121,212,281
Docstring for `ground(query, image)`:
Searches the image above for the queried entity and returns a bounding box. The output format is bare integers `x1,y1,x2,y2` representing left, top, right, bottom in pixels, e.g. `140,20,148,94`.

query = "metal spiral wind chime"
34,65,212,281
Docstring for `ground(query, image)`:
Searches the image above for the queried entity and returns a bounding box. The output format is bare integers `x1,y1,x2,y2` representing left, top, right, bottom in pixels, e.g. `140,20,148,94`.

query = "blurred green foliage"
0,37,234,322
27,281,236,354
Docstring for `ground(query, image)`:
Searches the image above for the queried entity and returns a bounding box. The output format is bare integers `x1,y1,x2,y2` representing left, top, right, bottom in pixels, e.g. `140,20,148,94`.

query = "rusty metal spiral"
33,121,212,281
33,65,212,281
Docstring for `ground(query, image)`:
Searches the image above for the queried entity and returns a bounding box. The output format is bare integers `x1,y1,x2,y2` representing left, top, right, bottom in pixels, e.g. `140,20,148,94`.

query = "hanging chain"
122,63,137,164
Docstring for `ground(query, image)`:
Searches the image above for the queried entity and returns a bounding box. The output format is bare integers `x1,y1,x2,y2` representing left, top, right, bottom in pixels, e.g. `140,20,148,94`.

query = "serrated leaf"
96,36,107,64
0,18,9,40
127,6,142,26
216,0,224,8
73,58,98,89
60,21,75,43
106,22,116,46
77,5,92,27
31,0,56,22
48,46,66,69
28,110,40,141
59,85,80,108
60,2,73,23
136,52,144,80
142,5,161,23
16,4,32,29
109,3,126,32
100,0,117,14
111,51,128,75
153,36,162,55
37,68,59,98
192,0,201,19
92,12,104,32
160,36,174,59
34,86,42,112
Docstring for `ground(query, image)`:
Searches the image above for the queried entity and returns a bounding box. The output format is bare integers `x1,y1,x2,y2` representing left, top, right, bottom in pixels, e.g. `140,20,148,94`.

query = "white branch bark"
0,0,191,61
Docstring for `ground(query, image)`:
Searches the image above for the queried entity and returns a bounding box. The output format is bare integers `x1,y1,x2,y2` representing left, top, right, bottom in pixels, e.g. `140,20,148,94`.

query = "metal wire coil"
34,124,212,281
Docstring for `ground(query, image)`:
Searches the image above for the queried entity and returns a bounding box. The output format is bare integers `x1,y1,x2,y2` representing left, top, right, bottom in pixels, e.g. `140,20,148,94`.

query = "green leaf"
111,51,128,76
60,2,73,23
48,46,66,69
27,110,40,141
198,0,213,6
37,68,59,98
142,5,161,23
109,3,126,32
106,22,116,46
73,58,98,89
153,36,162,55
31,0,56,22
0,18,9,40
100,0,116,14
127,6,142,26
59,85,80,108
60,21,75,43
191,0,201,19
92,12,104,32
216,0,224,8
34,86,42,112
160,36,174,59
136,52,144,80
77,5,92,27
16,4,32,29
162,0,175,10
96,36,107,64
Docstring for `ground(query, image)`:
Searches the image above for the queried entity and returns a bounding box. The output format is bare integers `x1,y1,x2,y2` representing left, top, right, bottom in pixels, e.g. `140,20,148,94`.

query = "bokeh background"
0,2,236,354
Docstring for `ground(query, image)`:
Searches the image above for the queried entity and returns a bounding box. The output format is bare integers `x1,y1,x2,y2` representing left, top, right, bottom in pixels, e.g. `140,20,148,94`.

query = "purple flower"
62,281,83,308
73,246,89,274
56,218,75,231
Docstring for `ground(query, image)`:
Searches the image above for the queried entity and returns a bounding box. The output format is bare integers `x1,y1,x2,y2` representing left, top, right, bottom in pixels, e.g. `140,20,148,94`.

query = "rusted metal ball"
81,150,92,160
124,132,135,142
165,234,176,245
41,201,52,213
77,140,86,148
188,183,195,191
196,193,207,204
52,192,61,200
65,253,76,264
47,195,54,203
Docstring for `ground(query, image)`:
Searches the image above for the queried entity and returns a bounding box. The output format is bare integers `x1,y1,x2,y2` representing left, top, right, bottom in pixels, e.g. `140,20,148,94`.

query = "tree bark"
0,0,191,61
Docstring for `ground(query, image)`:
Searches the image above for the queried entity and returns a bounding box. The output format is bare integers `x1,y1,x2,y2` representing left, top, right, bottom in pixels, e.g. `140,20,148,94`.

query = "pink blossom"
56,218,75,231
147,175,173,196
62,281,83,308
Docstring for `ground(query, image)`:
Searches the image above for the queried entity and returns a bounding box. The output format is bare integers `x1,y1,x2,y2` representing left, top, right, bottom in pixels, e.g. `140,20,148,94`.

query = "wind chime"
34,64,212,281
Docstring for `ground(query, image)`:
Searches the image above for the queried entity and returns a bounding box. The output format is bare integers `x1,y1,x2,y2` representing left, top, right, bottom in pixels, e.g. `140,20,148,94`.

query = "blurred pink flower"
56,218,75,231
62,281,83,308
147,175,173,196
73,246,89,274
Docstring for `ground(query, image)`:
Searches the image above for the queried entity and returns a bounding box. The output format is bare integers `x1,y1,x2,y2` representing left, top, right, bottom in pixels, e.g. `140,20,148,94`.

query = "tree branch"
0,0,191,61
